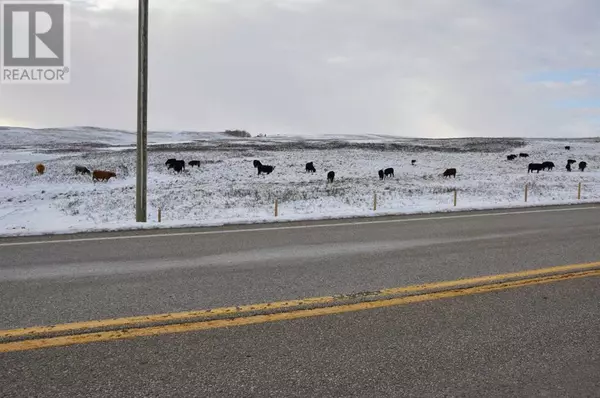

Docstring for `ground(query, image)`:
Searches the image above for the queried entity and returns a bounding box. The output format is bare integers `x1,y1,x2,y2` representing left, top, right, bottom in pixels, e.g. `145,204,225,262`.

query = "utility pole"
136,0,149,222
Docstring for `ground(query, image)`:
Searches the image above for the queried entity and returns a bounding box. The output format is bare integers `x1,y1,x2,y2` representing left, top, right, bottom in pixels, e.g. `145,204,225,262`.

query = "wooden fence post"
274,199,278,217
578,182,582,200
158,208,161,222
453,189,457,207
373,192,377,211
524,184,528,202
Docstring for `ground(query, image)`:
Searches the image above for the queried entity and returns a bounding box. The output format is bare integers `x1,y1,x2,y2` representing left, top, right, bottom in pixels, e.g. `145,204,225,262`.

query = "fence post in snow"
453,190,457,207
578,182,582,200
158,208,161,222
274,199,278,217
524,184,528,203
373,192,377,211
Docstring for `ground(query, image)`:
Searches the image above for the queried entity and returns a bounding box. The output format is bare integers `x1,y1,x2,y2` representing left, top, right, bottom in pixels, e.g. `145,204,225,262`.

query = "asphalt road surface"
1,205,600,397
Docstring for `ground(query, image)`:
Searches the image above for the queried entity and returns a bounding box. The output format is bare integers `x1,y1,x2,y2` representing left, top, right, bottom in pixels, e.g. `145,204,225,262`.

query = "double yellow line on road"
2,262,599,353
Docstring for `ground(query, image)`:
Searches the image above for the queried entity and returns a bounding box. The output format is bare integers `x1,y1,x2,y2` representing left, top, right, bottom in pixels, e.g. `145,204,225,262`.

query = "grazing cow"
384,168,394,178
167,160,185,173
528,163,543,173
253,160,262,168
167,160,185,171
541,161,555,171
173,162,184,173
305,162,316,173
327,171,335,183
92,170,116,182
579,161,587,172
411,160,416,166
443,168,456,178
378,169,384,180
566,162,572,172
165,158,177,166
519,153,529,158
507,154,517,161
188,160,201,168
565,146,571,150
258,165,275,175
35,164,45,175
75,165,91,175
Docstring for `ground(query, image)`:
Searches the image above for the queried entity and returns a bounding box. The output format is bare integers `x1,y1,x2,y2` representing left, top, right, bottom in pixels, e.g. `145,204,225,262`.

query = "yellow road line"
1,269,598,353
2,261,600,340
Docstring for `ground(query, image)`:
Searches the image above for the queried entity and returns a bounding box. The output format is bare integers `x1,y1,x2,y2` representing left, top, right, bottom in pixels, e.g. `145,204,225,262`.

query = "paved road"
1,274,598,397
1,205,600,397
1,205,600,329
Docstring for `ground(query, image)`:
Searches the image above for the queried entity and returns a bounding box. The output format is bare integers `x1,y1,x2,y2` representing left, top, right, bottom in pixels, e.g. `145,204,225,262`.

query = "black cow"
188,160,200,167
579,161,587,172
165,158,177,166
378,169,384,180
568,159,577,165
253,160,262,168
528,163,543,173
411,160,416,166
507,154,517,161
258,165,275,175
384,168,394,178
443,168,456,178
75,165,91,175
565,146,571,150
519,153,529,158
327,171,335,183
541,161,555,171
305,162,316,173
168,160,185,172
172,162,184,173
566,162,572,172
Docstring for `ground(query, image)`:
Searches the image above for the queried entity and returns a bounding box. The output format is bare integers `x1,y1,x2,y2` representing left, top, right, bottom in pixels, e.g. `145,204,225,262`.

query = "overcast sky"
1,0,599,137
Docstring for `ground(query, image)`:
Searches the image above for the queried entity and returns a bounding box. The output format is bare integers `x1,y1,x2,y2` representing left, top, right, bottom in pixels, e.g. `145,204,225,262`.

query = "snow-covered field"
0,127,598,236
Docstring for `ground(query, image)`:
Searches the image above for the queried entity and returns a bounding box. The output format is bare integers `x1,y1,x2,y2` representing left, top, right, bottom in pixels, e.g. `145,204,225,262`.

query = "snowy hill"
0,126,241,149
0,128,598,236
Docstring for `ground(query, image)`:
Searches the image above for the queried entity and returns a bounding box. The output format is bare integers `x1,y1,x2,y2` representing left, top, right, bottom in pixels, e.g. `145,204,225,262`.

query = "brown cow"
35,164,45,175
92,170,117,182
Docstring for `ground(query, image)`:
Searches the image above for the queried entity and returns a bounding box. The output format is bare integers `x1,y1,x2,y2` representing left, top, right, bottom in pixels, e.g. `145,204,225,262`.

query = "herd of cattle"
506,150,588,174
35,163,117,181
164,158,201,173
162,158,425,183
32,145,589,183
166,157,450,182
163,148,587,182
